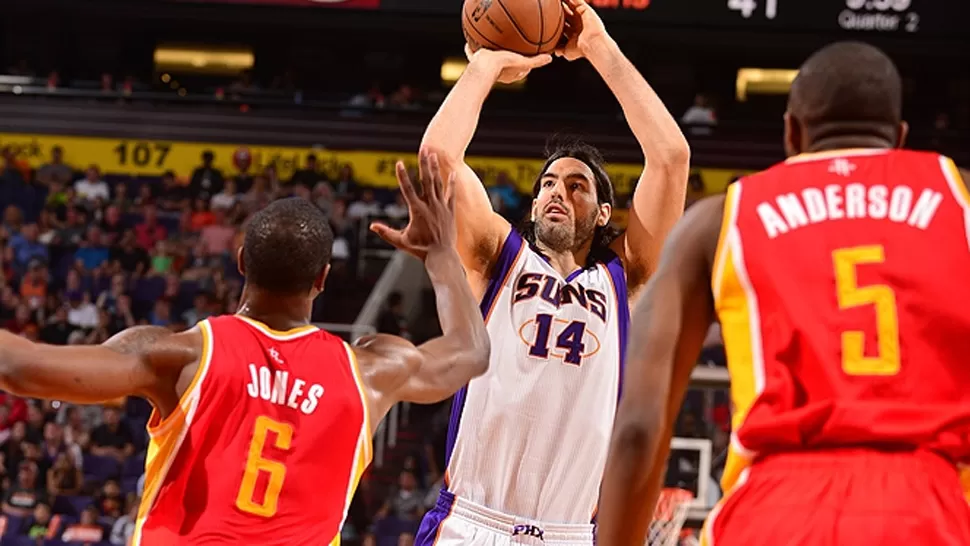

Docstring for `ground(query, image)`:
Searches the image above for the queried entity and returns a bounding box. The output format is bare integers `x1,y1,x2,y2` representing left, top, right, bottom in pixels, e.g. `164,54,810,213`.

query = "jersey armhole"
146,319,215,438
938,156,970,252
712,183,742,296
343,341,374,464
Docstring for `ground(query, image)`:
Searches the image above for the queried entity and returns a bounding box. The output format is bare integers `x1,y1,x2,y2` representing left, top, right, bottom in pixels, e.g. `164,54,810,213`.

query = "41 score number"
728,0,778,19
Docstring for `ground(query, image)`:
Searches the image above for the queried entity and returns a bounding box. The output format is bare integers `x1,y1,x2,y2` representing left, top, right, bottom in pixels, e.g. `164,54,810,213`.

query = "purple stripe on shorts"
605,254,630,401
444,229,523,469
415,489,456,546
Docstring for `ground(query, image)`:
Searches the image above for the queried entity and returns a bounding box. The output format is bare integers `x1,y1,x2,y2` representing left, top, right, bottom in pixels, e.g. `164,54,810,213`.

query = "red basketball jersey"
133,315,372,546
714,149,970,494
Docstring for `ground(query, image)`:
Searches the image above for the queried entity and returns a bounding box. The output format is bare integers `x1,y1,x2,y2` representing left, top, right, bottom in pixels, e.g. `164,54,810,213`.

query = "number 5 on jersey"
833,245,900,376
236,416,293,517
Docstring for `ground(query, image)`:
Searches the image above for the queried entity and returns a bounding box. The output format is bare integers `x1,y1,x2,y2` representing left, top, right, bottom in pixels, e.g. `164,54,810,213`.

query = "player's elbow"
611,409,665,460
648,136,691,172
460,335,491,379
418,143,462,169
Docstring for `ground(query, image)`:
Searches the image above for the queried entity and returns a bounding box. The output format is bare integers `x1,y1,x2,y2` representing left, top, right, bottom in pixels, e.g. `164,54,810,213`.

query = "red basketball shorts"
702,449,970,546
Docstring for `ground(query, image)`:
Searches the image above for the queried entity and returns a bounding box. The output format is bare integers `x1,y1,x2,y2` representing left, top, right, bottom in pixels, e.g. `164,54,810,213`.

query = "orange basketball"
462,0,565,56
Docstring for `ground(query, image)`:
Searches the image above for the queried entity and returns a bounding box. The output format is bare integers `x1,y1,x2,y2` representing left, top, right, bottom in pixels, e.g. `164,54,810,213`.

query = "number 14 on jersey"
728,0,778,19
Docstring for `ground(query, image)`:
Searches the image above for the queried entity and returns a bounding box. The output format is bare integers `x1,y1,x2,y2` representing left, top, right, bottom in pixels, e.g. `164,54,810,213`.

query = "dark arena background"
0,0,967,544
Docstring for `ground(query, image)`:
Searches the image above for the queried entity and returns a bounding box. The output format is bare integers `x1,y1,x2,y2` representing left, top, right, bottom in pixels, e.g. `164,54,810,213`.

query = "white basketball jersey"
444,230,629,523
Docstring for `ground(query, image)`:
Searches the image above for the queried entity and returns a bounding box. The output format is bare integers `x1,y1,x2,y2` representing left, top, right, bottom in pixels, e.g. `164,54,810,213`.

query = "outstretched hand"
556,0,608,61
465,44,553,84
370,151,457,261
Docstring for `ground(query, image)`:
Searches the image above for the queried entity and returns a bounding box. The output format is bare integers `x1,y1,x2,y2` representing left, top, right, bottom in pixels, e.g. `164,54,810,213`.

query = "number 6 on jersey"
235,416,294,517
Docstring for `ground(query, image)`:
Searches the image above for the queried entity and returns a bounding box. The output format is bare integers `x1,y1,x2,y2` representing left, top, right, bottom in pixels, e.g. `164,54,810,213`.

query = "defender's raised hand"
370,151,457,261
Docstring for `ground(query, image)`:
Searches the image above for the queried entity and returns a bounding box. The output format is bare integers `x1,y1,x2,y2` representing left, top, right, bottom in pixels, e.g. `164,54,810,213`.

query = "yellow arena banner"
0,132,745,196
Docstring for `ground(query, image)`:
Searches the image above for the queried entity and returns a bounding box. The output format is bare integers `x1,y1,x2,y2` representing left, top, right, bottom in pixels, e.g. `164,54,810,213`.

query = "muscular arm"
419,61,510,283
354,245,490,422
588,38,690,294
0,325,197,407
597,196,722,546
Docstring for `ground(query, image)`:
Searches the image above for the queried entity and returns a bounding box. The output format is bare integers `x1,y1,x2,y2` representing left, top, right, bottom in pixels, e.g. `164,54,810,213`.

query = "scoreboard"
380,0,961,38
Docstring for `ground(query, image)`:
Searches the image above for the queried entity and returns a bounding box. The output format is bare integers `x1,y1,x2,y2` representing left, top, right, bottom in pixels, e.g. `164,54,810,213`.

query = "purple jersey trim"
445,230,524,470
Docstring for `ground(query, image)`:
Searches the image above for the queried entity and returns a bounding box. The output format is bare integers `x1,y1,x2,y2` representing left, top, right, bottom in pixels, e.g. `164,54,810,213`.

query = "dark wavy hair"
519,138,622,262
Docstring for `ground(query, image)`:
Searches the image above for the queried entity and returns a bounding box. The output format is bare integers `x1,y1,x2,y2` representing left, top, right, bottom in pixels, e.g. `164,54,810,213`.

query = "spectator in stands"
374,470,425,537
134,205,167,251
241,175,273,213
19,261,46,310
36,146,73,187
100,205,126,244
290,154,327,189
40,305,75,345
312,181,335,217
4,304,35,336
210,178,238,211
681,93,717,134
158,170,188,211
189,150,224,200
182,292,213,327
190,198,217,231
58,406,92,451
2,461,45,518
384,190,407,221
347,188,382,223
57,206,87,246
75,226,109,271
110,500,137,545
10,223,48,270
96,274,126,314
112,182,133,211
90,407,133,464
148,299,172,327
111,230,150,275
60,505,104,544
43,422,82,470
24,404,45,444
66,291,99,329
333,164,358,198
377,292,408,338
199,208,236,257
74,166,110,202
26,501,54,540
97,479,125,521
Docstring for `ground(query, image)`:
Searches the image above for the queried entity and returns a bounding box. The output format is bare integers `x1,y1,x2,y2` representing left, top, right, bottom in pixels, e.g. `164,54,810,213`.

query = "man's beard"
535,209,598,253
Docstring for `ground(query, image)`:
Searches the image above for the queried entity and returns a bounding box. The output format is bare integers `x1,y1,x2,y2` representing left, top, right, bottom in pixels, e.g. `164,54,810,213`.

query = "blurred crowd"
0,142,422,545
0,141,728,546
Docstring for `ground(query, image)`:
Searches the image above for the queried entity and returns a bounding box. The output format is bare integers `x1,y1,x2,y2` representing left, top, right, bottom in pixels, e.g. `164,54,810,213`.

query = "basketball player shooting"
597,41,970,546
415,1,689,544
0,152,492,546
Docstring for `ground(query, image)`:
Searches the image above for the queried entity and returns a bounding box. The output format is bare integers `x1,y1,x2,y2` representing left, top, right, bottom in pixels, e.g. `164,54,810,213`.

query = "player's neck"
535,241,592,278
236,287,312,332
807,136,894,153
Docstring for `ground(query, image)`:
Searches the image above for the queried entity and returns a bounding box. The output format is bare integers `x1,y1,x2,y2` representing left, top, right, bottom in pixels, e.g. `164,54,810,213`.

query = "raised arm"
419,48,550,285
596,196,723,546
0,325,197,408
360,153,490,422
559,0,690,294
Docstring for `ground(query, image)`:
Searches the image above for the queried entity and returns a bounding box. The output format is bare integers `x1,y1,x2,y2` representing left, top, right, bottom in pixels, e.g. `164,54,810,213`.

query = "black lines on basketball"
462,0,564,55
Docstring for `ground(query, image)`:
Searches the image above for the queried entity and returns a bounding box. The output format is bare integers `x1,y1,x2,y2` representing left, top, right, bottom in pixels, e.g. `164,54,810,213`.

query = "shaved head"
787,41,904,152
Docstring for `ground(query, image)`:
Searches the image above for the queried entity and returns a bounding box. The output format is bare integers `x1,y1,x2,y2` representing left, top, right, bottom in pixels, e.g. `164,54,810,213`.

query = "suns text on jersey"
246,364,324,415
756,182,943,239
512,272,608,322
